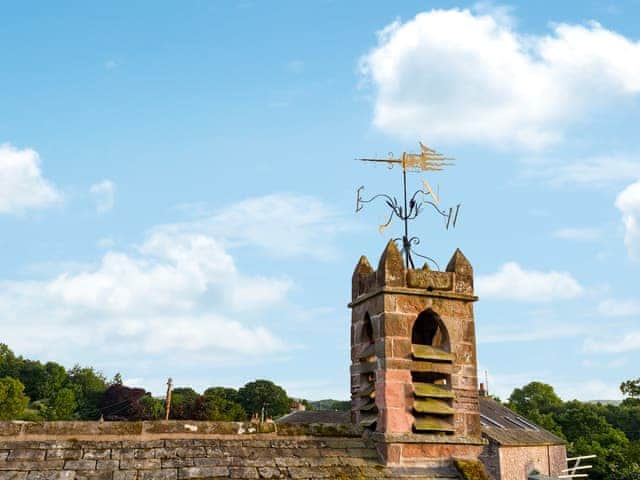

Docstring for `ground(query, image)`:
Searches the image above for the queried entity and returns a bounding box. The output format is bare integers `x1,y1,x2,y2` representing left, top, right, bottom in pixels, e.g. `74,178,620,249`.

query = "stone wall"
0,421,468,480
498,444,566,480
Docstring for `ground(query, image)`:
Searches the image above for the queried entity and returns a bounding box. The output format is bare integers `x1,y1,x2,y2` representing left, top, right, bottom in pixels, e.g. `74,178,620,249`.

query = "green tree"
194,394,246,421
17,359,47,401
605,403,640,442
66,365,108,419
46,387,77,420
508,381,563,416
555,400,612,442
111,372,124,386
203,387,240,404
170,387,200,419
139,395,164,420
622,378,640,399
0,376,29,420
0,344,22,379
42,362,67,400
238,380,290,419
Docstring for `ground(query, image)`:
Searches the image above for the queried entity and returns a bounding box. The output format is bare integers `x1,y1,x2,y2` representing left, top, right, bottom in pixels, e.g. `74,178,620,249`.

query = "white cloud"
0,230,289,360
584,331,640,353
158,193,351,259
553,227,602,241
525,156,640,189
484,369,623,401
598,298,640,317
479,322,585,344
0,193,346,371
477,262,583,301
555,379,623,401
0,143,62,214
615,180,640,260
90,179,116,213
360,9,640,149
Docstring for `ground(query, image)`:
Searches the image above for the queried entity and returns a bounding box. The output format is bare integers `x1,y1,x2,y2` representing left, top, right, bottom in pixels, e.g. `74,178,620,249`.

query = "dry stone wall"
0,421,465,480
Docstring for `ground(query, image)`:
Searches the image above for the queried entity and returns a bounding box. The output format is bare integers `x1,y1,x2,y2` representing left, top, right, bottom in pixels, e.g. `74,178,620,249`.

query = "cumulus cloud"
0,230,289,359
0,193,348,371
157,193,351,259
0,143,62,214
360,9,640,149
584,331,640,353
480,321,586,344
477,262,583,301
616,180,640,260
89,179,116,213
598,298,640,317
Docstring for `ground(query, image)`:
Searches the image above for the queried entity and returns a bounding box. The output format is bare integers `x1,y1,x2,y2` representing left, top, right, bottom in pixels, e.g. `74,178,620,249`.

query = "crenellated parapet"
352,241,475,302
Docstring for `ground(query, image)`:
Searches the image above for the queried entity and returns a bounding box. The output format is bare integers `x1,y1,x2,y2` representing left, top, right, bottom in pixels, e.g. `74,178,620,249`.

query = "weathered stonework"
349,242,484,467
478,439,567,480
0,421,468,479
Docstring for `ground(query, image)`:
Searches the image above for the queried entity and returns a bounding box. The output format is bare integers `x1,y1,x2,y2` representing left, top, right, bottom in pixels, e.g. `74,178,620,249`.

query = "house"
479,395,566,479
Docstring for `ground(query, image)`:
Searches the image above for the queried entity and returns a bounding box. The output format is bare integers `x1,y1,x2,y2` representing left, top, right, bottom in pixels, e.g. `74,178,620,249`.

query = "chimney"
479,383,487,397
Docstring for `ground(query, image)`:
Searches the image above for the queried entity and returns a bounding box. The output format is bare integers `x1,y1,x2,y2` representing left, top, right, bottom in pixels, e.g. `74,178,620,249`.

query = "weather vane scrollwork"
356,142,460,270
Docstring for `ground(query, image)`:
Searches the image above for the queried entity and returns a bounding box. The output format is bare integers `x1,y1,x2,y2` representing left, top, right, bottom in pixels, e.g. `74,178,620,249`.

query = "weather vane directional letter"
356,142,461,270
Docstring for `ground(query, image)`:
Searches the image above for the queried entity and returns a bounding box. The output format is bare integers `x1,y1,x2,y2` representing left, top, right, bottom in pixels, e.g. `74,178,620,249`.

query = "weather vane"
356,142,460,270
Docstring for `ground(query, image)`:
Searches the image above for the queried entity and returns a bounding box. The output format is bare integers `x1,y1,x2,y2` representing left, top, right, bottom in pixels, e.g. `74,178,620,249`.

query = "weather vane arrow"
355,141,461,270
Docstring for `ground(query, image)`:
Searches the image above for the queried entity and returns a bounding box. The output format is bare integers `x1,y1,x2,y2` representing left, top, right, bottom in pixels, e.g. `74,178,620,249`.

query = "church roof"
278,410,350,424
279,398,565,447
479,397,566,446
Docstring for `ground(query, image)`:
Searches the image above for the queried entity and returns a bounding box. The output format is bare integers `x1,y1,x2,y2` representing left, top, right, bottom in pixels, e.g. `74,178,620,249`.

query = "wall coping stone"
369,432,486,446
0,421,363,440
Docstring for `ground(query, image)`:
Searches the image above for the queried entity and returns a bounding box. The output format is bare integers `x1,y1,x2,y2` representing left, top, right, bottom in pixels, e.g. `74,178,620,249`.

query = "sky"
1,0,640,402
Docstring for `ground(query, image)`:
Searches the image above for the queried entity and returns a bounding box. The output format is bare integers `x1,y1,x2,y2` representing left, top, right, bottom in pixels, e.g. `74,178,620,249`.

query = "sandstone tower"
349,240,484,465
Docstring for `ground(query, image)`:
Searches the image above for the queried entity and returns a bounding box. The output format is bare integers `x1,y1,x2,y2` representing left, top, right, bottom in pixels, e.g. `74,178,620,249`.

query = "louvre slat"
414,416,455,432
413,383,454,398
414,398,454,415
412,344,454,362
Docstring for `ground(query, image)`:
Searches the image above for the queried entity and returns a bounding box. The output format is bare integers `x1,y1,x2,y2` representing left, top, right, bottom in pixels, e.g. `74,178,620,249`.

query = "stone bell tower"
349,240,484,466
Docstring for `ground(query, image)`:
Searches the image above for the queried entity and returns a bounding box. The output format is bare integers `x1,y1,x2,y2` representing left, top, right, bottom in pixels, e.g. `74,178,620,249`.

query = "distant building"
279,398,567,480
478,395,566,479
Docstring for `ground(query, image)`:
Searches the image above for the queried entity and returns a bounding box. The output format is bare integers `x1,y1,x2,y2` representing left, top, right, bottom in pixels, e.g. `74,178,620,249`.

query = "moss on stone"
334,469,366,480
454,459,489,480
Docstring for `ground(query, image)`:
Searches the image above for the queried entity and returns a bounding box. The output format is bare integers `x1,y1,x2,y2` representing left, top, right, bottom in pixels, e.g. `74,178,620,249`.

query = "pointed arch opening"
412,308,450,352
353,312,377,429
410,309,454,434
361,312,373,344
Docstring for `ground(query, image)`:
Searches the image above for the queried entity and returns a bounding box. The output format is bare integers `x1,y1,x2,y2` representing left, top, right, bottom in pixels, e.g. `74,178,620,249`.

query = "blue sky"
1,1,640,401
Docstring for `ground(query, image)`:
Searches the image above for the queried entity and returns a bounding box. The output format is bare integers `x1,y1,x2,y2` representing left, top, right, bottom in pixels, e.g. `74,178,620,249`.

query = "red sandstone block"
381,313,410,337
380,370,411,383
401,443,482,460
381,383,408,409
382,408,412,433
382,444,402,464
392,338,412,358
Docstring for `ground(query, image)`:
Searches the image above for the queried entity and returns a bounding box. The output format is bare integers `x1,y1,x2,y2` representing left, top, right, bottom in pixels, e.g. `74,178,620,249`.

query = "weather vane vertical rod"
355,143,461,269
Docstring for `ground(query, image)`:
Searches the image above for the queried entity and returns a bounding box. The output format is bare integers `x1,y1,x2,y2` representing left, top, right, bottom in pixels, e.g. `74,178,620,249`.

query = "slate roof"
280,398,565,447
278,410,350,424
479,397,566,446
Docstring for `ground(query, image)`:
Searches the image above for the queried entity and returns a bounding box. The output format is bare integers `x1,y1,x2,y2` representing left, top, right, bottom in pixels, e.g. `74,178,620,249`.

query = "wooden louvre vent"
354,314,377,428
411,310,455,434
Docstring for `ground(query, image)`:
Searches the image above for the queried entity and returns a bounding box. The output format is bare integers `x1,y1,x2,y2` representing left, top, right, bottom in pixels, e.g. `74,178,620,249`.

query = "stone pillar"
349,241,484,466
